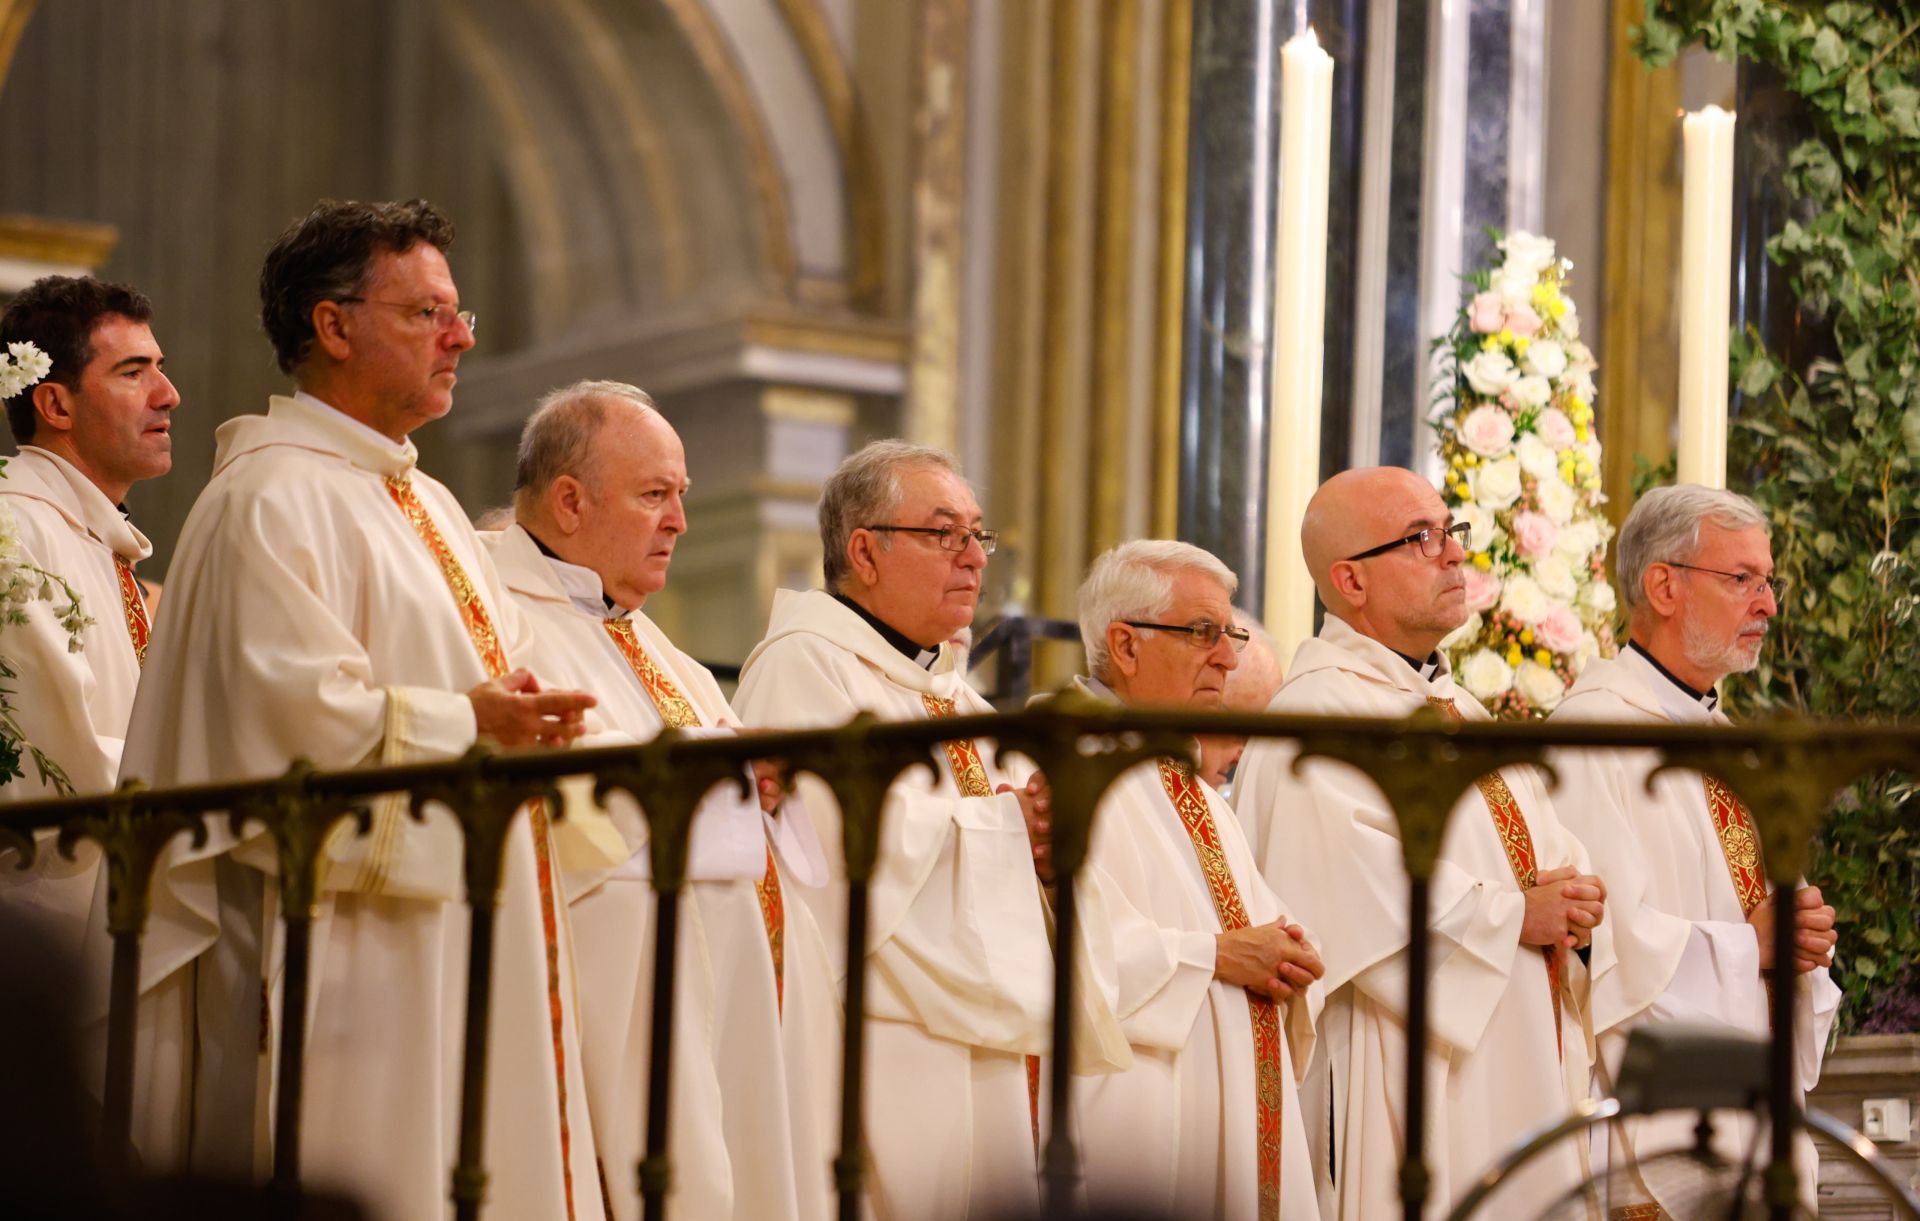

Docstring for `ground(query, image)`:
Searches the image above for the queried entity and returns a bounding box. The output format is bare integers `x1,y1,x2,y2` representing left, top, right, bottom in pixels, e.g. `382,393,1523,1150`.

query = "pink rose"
1459,405,1515,457
1511,510,1558,559
1535,407,1576,448
1463,566,1502,613
1538,605,1583,654
1505,303,1542,338
1468,292,1506,334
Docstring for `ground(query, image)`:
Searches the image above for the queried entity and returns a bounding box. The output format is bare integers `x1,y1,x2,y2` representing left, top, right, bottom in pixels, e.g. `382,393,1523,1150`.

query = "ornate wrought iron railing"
3,698,1918,1221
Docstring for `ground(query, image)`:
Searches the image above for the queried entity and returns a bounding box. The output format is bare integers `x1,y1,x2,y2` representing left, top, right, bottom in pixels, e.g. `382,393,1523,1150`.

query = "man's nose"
154,372,181,410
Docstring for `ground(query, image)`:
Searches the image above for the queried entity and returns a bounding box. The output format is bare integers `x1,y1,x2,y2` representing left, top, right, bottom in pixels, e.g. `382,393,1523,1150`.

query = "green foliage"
1636,1,1920,1032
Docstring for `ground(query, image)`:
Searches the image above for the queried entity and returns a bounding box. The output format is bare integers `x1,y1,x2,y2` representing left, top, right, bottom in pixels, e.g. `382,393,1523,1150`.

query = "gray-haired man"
1550,484,1840,1214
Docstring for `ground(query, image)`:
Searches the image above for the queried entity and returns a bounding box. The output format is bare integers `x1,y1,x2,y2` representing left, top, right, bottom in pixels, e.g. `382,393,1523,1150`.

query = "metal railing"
3,695,1918,1221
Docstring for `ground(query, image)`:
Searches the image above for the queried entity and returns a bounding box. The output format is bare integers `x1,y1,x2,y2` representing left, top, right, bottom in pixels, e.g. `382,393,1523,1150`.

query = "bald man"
1198,611,1284,792
1230,467,1607,1219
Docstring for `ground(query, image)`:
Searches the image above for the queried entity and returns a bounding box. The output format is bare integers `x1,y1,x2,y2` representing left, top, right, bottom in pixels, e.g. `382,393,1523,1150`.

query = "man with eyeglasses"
733,440,1128,1220
109,199,604,1217
1063,539,1324,1220
1549,484,1840,1216
1232,466,1609,1220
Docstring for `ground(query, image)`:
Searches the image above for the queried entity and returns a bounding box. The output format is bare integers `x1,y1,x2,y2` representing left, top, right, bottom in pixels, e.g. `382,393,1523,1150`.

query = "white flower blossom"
1535,554,1579,600
1459,649,1515,701
1463,350,1520,397
1473,456,1523,510
1535,473,1576,525
1523,339,1567,380
1456,503,1496,553
1459,405,1516,457
1580,580,1617,615
1500,574,1551,625
1515,433,1560,481
1514,659,1565,710
1501,232,1558,277
1507,375,1552,409
1555,520,1601,561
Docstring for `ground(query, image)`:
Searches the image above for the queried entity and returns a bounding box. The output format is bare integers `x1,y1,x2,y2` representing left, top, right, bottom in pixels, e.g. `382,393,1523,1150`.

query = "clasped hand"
1520,866,1606,950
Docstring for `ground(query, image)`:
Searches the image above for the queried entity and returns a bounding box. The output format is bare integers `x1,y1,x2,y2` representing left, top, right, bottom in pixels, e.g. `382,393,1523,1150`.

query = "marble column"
1176,0,1362,615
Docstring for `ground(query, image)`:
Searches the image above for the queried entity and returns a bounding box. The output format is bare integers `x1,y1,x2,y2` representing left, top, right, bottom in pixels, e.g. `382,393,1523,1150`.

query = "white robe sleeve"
4,524,123,799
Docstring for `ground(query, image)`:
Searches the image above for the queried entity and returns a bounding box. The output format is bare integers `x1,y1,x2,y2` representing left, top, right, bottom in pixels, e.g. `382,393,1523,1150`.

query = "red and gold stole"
922,691,1043,1152
604,616,786,1013
384,474,579,1219
1705,776,1767,917
1426,695,1564,1053
114,555,150,666
1158,759,1284,1221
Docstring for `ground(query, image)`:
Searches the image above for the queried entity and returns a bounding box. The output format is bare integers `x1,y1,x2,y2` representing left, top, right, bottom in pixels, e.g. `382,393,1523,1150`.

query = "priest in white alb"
0,276,176,960
1549,484,1840,1214
105,199,603,1220
1232,466,1609,1219
732,440,1128,1221
482,378,839,1221
1065,539,1323,1220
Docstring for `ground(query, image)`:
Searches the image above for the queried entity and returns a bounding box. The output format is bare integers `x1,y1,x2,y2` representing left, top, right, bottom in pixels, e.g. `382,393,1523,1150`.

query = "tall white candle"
1676,104,1737,489
1265,27,1335,661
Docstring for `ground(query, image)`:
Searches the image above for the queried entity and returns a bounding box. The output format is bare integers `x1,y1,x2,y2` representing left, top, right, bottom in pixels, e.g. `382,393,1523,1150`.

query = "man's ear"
550,475,587,534
1106,622,1142,680
310,300,353,362
29,380,75,437
1642,563,1682,618
1326,560,1366,610
847,528,882,587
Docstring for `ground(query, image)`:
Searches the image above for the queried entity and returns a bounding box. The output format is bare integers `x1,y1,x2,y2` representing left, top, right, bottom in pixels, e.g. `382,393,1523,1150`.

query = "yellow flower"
1575,425,1590,444
1450,452,1465,469
1549,298,1567,319
1532,283,1560,310
1535,648,1552,666
1512,335,1531,355
1473,552,1493,571
1506,645,1524,668
1519,629,1535,645
1463,452,1479,468
1481,334,1502,352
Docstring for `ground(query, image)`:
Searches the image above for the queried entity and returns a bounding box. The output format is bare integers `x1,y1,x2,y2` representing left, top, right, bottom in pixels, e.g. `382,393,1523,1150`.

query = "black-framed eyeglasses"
1664,561,1787,602
861,524,999,555
338,297,477,336
1120,619,1251,653
1344,520,1471,562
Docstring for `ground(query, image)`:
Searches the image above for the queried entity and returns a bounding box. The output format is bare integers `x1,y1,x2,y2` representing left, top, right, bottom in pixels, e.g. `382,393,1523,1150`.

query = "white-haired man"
481,381,839,1221
1232,466,1610,1219
1067,540,1323,1220
1550,484,1840,1213
732,440,1127,1220
1199,611,1284,792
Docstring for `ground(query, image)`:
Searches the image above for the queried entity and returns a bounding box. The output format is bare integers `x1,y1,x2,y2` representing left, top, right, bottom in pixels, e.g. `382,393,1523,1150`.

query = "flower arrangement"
0,340,91,792
1432,231,1618,718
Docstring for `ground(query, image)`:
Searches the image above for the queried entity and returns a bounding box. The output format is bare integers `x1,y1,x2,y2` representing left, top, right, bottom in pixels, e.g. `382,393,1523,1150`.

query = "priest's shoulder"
0,488,74,559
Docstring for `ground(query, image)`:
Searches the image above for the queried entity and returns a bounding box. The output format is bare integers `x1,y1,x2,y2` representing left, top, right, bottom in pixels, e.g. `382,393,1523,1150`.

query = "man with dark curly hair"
0,274,177,952
108,199,604,1219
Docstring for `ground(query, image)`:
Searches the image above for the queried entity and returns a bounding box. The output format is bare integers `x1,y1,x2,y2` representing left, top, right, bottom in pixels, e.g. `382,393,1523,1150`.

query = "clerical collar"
832,590,940,669
1628,639,1718,711
1393,647,1442,682
523,527,618,615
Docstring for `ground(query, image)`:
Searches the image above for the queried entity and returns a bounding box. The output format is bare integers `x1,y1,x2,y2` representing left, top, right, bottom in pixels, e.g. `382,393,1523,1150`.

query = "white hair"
1617,484,1770,614
1076,539,1239,681
513,379,660,512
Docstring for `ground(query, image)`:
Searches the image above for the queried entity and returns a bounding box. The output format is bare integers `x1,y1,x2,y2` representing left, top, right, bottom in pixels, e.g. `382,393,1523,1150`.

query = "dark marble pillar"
1176,0,1367,614
1377,0,1433,469
1730,60,1830,424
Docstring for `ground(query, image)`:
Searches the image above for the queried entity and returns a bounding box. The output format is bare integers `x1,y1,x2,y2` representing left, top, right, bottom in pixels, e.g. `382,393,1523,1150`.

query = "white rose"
1535,554,1578,600
1474,456,1523,510
1507,375,1552,409
1456,503,1496,552
1559,296,1581,340
1535,407,1577,449
1458,405,1516,457
1573,630,1601,674
1501,231,1557,276
1515,432,1560,480
1440,610,1483,652
1535,473,1575,524
1523,339,1567,380
1514,659,1565,711
1463,350,1520,397
1555,520,1600,561
1458,649,1514,701
1500,573,1551,625
1490,265,1536,309
1580,580,1617,615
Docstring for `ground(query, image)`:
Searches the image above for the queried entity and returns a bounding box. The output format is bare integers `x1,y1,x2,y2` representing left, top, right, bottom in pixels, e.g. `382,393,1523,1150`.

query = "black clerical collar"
1392,647,1442,680
832,591,940,669
1628,639,1718,710
524,526,616,612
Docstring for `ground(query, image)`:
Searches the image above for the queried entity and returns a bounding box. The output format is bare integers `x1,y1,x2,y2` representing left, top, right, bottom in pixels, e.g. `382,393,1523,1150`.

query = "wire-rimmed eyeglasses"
338,297,477,336
1663,561,1788,602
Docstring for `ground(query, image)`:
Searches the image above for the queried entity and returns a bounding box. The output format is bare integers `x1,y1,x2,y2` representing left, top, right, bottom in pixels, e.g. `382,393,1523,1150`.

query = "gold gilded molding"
0,0,34,97
742,313,909,364
547,0,692,297
1089,0,1142,556
657,0,799,291
0,214,118,269
441,1,573,330
1600,2,1683,522
1152,0,1192,540
772,0,887,307
906,0,969,452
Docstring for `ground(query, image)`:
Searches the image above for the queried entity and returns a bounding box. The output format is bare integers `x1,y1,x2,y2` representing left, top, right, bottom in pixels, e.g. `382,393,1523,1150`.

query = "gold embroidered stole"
1704,776,1767,917
921,691,1043,1150
1426,695,1564,1053
114,554,150,666
384,475,578,1219
603,617,785,1014
1158,759,1284,1221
